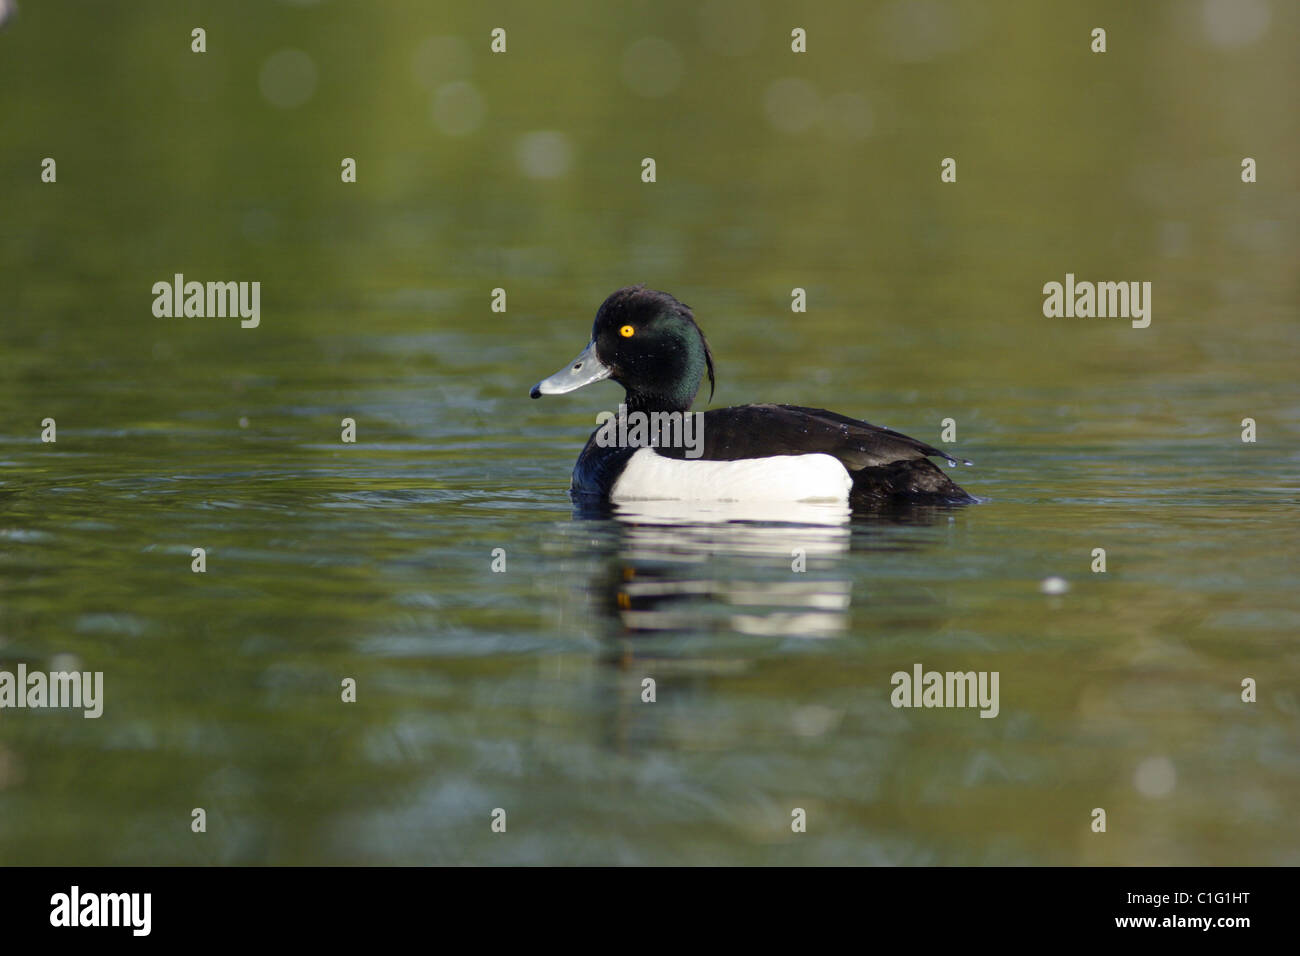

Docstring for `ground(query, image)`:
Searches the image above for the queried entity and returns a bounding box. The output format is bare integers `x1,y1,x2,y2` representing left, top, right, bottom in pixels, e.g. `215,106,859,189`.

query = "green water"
1,1,1297,864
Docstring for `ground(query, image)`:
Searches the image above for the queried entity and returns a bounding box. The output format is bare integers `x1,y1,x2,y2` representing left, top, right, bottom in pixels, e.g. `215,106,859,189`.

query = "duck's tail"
849,458,976,505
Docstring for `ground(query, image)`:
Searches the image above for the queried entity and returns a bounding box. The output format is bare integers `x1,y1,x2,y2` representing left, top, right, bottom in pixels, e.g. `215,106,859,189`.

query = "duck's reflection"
576,497,958,642
563,498,964,756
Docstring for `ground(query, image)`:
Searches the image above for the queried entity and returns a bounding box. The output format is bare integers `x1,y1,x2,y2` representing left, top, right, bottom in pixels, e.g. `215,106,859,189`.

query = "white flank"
609,448,852,502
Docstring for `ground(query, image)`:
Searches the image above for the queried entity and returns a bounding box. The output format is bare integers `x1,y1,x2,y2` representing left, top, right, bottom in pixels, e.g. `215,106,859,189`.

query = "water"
1,1,1297,865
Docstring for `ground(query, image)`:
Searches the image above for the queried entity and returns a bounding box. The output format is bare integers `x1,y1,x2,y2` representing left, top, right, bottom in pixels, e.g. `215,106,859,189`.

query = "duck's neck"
624,390,692,415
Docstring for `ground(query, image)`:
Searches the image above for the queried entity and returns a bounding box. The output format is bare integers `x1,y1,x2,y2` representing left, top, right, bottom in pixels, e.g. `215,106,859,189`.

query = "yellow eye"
619,325,635,338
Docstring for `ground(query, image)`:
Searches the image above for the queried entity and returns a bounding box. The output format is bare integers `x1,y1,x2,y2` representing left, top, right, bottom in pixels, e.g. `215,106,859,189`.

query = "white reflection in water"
615,498,851,534
602,499,853,638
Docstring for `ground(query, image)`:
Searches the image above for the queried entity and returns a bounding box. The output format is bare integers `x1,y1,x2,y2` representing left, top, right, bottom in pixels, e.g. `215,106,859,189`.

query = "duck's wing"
660,404,969,470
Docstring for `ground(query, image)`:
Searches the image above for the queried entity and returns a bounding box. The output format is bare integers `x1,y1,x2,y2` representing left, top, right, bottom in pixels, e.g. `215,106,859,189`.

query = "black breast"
570,433,638,498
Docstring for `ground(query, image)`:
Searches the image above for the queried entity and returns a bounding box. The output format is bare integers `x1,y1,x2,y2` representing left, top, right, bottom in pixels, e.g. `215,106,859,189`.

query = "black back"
654,404,961,468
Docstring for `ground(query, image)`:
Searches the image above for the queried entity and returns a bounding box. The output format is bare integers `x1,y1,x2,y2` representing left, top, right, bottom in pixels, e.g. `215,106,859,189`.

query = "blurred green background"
0,0,1297,864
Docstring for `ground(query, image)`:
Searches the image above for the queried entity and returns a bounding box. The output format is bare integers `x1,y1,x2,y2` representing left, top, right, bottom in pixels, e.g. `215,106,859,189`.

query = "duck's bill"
530,341,612,398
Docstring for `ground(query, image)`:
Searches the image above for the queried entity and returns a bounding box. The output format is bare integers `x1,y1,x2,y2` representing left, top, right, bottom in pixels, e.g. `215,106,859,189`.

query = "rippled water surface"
1,1,1297,864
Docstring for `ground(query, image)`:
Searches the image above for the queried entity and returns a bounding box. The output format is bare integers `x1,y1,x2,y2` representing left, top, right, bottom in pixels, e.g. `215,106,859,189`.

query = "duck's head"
530,286,715,413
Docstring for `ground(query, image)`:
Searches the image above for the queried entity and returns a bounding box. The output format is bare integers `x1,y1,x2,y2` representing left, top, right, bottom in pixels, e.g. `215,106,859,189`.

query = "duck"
529,286,975,506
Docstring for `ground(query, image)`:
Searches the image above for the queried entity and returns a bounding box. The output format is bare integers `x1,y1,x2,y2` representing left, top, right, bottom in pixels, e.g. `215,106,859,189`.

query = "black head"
530,286,715,413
